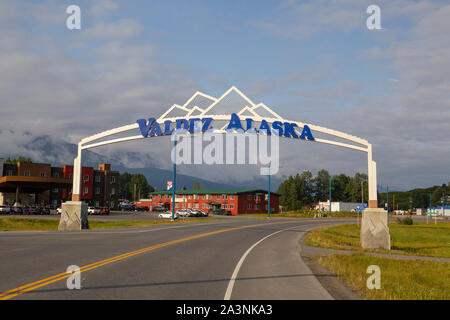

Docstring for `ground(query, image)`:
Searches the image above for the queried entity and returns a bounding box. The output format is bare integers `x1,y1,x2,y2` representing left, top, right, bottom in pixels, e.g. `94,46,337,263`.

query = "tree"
314,169,330,202
432,187,443,207
277,171,315,211
118,173,154,201
350,172,368,203
130,174,154,200
331,174,352,202
118,173,133,200
5,156,32,164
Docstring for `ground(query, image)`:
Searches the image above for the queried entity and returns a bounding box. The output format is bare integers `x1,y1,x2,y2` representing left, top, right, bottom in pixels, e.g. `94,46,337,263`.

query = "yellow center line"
0,220,293,300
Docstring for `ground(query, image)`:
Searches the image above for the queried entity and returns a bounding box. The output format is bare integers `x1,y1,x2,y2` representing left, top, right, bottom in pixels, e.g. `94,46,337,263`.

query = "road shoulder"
299,231,362,300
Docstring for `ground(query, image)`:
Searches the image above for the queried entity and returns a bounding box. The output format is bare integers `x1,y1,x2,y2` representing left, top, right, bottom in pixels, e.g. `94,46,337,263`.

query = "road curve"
0,218,352,300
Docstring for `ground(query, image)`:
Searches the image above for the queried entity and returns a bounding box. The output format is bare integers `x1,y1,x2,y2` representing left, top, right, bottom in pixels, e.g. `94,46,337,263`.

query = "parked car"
87,207,101,215
56,207,62,214
190,209,204,217
119,203,136,211
0,205,11,214
40,207,50,215
135,205,149,212
176,209,191,217
99,207,110,215
158,211,179,219
22,206,33,215
153,206,168,212
198,209,208,217
29,207,41,215
12,206,23,214
211,208,231,216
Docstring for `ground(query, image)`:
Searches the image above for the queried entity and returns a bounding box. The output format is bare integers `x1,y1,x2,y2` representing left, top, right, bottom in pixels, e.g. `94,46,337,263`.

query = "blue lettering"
245,118,258,133
189,118,202,133
149,121,163,137
259,120,271,135
176,119,189,133
202,118,213,132
164,120,173,135
227,113,244,132
136,118,155,137
299,125,315,140
284,122,298,138
272,121,283,136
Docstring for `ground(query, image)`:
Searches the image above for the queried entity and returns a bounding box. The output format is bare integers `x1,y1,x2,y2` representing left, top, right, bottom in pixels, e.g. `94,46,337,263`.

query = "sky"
0,0,449,191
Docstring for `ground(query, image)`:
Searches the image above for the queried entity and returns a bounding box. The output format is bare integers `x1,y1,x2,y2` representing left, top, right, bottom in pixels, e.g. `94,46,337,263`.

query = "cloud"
85,19,142,39
252,0,364,40
88,0,119,18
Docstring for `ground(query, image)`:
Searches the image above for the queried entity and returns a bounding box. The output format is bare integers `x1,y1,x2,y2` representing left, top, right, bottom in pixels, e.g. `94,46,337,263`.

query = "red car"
99,207,110,215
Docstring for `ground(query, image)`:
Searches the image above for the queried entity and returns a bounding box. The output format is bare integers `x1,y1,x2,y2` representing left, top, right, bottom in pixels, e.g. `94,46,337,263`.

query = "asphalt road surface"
0,217,353,300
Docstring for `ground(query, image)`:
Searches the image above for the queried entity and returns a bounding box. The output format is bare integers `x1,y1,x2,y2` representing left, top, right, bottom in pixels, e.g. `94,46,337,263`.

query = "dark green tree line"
119,173,155,201
277,170,368,211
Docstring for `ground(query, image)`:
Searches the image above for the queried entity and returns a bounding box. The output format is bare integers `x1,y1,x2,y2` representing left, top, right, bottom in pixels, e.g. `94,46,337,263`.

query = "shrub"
397,216,413,225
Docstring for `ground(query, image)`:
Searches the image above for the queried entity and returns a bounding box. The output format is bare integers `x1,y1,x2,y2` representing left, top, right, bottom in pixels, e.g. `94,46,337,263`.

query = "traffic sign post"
171,139,177,222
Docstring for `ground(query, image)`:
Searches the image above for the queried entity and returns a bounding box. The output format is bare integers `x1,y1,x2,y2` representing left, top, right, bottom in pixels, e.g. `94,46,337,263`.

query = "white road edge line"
223,224,302,300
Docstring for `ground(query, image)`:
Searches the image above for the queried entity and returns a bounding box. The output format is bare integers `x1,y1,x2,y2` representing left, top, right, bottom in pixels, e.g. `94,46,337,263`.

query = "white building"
315,201,366,212
428,207,450,216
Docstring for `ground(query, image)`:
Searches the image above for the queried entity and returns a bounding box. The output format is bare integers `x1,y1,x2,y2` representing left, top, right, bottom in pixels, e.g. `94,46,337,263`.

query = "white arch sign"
71,86,378,208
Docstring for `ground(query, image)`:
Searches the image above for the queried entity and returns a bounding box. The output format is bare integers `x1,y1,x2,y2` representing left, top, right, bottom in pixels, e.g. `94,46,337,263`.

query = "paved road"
0,218,352,300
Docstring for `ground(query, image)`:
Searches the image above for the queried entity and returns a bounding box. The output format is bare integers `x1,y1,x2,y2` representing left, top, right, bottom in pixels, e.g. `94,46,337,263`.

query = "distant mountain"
3,133,280,192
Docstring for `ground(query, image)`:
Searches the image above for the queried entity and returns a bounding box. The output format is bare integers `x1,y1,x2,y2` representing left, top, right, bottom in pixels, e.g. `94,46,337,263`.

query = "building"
0,158,120,209
0,159,71,207
315,201,366,212
61,164,120,209
138,189,280,215
428,206,450,216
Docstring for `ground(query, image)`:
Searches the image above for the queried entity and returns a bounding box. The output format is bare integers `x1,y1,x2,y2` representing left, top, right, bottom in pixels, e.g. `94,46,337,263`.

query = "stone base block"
58,201,89,231
360,208,390,250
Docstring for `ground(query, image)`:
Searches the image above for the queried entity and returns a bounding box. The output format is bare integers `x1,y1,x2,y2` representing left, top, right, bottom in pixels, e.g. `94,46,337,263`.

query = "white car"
56,207,62,214
88,207,101,215
0,205,10,214
176,209,192,217
159,211,179,219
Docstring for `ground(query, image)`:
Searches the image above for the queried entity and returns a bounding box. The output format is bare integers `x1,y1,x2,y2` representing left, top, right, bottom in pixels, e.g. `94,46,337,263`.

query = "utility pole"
393,194,395,215
387,185,389,217
329,176,332,218
133,184,136,202
361,181,364,203
268,166,271,219
429,192,432,210
172,138,177,221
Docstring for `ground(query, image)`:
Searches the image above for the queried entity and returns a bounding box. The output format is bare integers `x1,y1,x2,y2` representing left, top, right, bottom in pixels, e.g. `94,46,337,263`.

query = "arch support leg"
59,144,89,231
361,146,390,250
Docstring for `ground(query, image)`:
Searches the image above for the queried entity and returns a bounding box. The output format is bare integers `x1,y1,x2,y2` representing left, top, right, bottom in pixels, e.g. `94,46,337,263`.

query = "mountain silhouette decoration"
159,86,283,123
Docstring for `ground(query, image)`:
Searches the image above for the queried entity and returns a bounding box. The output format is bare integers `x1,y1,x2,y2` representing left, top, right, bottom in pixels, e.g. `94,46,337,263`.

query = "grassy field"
0,217,215,231
318,253,450,300
305,222,450,258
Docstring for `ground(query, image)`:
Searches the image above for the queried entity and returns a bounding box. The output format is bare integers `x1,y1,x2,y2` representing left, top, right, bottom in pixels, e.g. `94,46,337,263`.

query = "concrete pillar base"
58,201,89,231
360,208,390,250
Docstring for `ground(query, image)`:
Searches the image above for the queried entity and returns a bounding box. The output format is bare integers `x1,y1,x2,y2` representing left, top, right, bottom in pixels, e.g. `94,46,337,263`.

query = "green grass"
305,222,450,258
0,217,217,231
318,254,450,300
